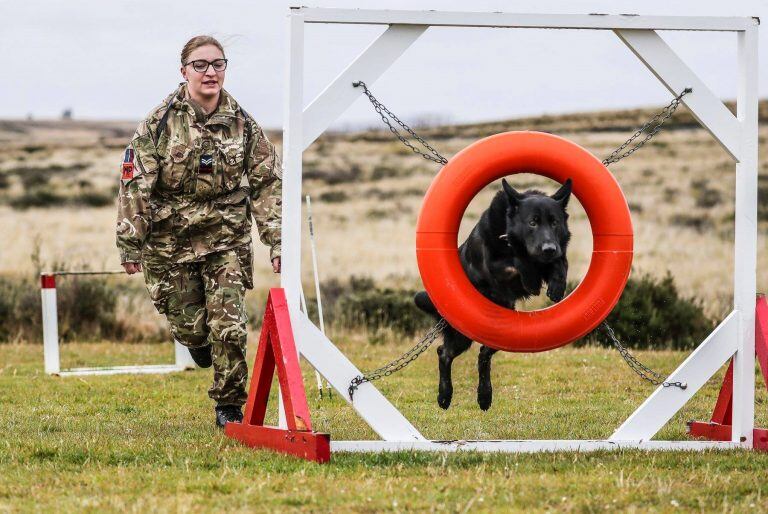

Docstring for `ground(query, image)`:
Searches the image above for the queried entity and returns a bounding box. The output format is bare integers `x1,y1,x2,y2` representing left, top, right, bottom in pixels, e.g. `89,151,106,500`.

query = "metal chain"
602,88,692,166
602,322,687,389
353,81,448,165
351,81,694,391
348,318,447,400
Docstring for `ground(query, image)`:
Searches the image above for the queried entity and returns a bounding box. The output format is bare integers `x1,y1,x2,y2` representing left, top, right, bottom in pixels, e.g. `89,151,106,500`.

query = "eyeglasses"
184,58,228,73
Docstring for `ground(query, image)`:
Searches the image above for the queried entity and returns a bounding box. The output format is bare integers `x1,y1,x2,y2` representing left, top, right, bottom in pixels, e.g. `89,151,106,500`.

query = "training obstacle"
224,288,330,463
416,131,633,352
226,7,760,462
40,271,195,376
686,295,768,451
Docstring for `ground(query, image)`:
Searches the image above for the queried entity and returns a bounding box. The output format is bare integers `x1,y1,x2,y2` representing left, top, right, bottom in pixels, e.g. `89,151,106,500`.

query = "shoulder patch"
122,148,135,180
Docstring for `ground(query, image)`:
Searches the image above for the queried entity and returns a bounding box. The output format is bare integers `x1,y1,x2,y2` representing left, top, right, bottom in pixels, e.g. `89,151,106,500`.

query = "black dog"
415,178,572,410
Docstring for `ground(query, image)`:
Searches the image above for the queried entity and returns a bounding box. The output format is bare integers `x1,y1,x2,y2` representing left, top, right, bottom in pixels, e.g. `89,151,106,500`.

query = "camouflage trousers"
142,246,251,407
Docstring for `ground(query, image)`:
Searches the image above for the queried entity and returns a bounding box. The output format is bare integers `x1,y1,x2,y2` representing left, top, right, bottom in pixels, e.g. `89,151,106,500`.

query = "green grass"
1,338,767,512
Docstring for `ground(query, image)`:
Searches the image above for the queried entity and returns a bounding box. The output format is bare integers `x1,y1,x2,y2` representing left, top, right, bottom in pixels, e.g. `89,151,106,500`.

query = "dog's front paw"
521,275,541,296
437,386,453,410
547,280,566,302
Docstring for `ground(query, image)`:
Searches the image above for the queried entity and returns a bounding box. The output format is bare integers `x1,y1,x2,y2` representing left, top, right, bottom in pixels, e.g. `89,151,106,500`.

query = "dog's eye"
528,219,537,227
551,219,558,226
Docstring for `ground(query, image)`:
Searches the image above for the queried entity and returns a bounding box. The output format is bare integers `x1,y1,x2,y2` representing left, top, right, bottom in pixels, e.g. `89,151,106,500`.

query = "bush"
304,276,433,338
9,188,66,209
318,190,348,203
579,272,714,350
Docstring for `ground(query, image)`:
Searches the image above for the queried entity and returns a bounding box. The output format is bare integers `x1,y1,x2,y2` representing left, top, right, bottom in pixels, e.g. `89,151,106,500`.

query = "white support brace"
615,29,743,161
293,310,425,441
610,312,738,441
302,24,427,150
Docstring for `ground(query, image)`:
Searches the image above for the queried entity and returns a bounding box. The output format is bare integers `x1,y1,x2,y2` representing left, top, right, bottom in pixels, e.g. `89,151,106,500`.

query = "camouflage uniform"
116,83,282,407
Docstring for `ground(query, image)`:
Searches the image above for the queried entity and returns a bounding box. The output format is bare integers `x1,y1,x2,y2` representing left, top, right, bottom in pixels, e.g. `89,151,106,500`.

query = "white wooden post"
41,274,60,375
731,22,760,445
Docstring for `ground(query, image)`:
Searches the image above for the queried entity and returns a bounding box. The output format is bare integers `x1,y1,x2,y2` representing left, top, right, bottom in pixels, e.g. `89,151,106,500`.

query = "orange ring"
416,131,633,352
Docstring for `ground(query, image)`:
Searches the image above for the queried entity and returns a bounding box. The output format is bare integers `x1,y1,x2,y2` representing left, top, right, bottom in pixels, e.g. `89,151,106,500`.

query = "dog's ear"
502,179,523,208
551,178,572,208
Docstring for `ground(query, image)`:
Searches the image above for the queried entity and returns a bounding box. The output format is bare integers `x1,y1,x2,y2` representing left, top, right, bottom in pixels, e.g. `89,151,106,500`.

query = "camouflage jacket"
115,83,282,270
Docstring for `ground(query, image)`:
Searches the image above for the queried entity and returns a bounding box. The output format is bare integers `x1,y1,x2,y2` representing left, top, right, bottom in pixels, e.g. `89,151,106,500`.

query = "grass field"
2,338,768,512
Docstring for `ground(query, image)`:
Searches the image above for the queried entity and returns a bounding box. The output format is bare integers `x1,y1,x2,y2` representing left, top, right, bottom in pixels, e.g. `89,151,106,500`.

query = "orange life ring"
415,131,633,352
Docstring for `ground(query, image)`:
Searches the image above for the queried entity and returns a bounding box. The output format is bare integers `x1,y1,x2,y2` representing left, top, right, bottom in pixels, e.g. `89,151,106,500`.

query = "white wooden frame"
281,7,760,452
41,272,196,376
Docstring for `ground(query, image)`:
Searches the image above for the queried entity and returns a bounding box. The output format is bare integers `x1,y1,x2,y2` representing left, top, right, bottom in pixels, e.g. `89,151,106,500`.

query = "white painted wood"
56,364,189,377
284,7,760,452
174,340,196,369
610,312,739,441
292,309,425,441
280,10,306,314
302,24,427,150
42,287,60,375
332,439,745,453
731,26,759,446
615,29,742,161
299,8,754,32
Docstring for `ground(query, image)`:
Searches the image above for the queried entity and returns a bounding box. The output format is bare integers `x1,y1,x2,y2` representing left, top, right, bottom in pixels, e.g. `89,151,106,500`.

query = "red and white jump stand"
41,271,196,376
232,7,761,461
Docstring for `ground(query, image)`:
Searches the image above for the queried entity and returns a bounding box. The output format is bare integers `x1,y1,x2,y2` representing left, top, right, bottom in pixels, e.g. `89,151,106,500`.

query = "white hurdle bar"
40,272,196,376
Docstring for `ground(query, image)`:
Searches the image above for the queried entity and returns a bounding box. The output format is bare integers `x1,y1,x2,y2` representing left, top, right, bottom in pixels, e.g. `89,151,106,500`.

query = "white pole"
731,22,759,446
174,340,196,370
300,284,325,396
306,195,332,397
41,273,60,375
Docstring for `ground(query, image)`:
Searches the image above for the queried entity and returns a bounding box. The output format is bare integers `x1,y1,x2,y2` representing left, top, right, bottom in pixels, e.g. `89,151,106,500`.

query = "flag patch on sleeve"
121,148,135,180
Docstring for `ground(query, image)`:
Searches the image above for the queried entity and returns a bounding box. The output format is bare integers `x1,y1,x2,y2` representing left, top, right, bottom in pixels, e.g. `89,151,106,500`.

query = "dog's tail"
414,291,440,317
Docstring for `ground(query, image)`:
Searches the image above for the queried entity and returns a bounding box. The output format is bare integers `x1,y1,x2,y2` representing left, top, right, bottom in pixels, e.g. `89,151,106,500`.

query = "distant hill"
1,98,765,149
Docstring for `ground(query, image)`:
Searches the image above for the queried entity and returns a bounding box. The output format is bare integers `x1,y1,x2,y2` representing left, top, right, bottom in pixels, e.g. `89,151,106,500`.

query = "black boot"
215,405,243,428
188,344,212,368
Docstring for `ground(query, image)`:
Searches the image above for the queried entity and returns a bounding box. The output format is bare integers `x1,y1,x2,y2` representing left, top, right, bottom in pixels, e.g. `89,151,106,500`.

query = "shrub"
669,213,713,232
318,190,348,203
72,191,114,207
9,188,66,209
579,272,714,350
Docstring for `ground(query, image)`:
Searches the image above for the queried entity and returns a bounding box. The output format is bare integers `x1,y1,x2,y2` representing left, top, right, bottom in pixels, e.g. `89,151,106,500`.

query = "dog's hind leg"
477,345,499,411
414,291,440,317
437,326,472,410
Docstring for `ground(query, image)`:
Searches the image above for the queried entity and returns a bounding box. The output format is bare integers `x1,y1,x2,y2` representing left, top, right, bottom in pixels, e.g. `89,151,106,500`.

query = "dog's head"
500,178,572,263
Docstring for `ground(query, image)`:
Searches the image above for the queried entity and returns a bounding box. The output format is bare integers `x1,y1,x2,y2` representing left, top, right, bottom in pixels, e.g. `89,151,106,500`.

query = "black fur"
415,178,572,410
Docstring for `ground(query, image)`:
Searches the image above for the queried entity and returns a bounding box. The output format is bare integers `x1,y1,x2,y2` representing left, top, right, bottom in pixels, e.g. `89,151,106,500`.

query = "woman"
116,35,282,428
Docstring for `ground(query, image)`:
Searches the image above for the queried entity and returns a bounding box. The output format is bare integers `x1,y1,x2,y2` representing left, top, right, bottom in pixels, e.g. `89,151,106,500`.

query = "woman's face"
181,44,226,99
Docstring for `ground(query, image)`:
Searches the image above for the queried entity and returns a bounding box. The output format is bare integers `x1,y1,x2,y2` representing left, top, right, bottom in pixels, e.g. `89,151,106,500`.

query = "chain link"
348,318,447,400
353,81,448,165
350,81,694,392
602,88,692,166
602,321,687,389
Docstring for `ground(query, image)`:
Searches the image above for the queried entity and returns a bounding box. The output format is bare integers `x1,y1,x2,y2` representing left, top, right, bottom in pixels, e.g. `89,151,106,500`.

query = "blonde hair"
181,35,225,64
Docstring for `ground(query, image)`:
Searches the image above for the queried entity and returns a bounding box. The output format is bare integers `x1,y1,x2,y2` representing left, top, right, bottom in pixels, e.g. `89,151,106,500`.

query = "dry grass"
1,108,767,324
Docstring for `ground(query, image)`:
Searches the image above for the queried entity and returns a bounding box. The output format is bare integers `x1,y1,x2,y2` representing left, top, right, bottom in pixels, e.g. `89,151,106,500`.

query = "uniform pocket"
142,264,171,315
218,139,246,191
213,187,250,241
161,143,193,190
143,205,176,268
233,244,254,290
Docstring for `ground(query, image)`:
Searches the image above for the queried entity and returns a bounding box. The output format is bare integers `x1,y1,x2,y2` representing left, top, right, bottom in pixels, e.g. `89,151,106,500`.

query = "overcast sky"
3,0,766,130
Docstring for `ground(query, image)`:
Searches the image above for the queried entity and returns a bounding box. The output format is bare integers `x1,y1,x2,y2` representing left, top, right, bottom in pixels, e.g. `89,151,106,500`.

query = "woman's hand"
271,257,281,274
122,262,142,275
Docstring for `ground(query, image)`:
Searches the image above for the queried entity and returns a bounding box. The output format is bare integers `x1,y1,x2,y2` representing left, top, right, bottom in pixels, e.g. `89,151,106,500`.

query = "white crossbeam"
615,29,744,162
298,8,754,32
293,310,425,442
610,312,738,441
303,24,427,150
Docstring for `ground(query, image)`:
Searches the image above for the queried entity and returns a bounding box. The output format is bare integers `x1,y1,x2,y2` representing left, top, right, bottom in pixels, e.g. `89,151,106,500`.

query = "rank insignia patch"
200,154,213,173
121,148,134,180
